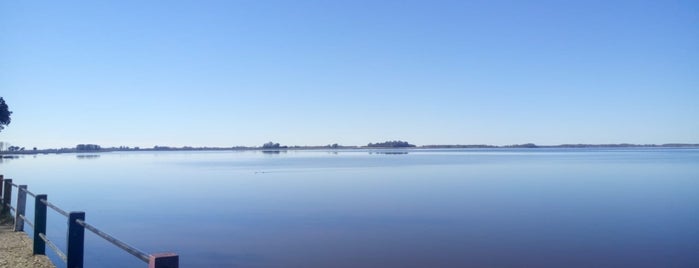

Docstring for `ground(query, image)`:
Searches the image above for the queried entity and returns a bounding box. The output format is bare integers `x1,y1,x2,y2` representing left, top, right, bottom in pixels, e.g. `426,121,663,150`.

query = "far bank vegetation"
367,140,416,148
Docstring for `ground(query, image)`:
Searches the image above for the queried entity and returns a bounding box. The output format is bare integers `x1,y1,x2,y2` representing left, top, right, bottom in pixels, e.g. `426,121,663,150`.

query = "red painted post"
149,253,179,268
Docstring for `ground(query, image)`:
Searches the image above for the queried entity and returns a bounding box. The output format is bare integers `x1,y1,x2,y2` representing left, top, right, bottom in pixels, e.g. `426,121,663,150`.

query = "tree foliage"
367,140,415,148
0,97,11,132
76,144,102,151
7,146,24,151
262,142,287,149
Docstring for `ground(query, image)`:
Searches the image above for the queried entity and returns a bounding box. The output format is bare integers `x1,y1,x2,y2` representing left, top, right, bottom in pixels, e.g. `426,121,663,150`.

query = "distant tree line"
503,143,538,148
367,140,415,148
2,141,699,155
76,144,102,151
262,142,287,149
6,146,25,151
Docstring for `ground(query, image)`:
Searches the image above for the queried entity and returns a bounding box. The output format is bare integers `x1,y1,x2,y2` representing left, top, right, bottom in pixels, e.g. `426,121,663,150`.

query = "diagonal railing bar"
19,214,34,229
39,233,68,263
39,199,69,217
76,219,150,263
13,185,37,198
21,187,37,198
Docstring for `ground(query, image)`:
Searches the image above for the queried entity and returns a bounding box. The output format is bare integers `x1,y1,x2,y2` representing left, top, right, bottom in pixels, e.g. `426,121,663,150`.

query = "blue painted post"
2,179,12,214
14,185,27,231
34,194,48,255
149,253,179,268
0,175,3,204
67,211,85,268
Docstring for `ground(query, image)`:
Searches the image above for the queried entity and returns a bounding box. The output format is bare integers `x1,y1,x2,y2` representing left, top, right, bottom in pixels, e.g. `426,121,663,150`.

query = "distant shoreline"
1,143,698,156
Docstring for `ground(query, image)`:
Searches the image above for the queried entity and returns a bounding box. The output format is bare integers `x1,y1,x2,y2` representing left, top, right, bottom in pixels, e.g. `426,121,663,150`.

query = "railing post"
67,211,85,268
2,178,12,213
149,253,179,268
0,175,4,203
14,185,27,231
34,194,47,255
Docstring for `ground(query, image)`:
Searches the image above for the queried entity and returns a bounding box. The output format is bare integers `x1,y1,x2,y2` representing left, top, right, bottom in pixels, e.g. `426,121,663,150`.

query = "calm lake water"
1,148,698,268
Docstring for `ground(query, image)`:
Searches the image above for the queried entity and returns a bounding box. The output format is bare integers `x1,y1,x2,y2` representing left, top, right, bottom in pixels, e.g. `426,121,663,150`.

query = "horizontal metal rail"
40,199,69,217
19,214,34,229
76,219,150,263
39,233,68,263
11,182,19,187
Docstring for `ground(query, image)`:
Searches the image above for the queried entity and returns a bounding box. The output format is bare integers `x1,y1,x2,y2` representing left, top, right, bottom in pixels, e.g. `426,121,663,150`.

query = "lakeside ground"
0,213,55,268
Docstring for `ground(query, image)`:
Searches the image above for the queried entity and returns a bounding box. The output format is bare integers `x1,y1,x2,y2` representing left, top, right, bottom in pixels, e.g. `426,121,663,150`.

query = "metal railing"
0,175,179,268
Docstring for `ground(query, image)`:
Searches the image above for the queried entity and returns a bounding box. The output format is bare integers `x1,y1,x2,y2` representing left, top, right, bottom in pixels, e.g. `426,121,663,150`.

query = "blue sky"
1,0,697,148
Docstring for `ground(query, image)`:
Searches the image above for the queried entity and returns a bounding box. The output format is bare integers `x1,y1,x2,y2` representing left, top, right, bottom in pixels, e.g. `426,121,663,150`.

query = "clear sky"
1,0,697,148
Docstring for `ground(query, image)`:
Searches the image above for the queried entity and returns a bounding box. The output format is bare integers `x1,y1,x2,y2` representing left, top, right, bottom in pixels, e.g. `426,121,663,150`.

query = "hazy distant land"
1,141,698,156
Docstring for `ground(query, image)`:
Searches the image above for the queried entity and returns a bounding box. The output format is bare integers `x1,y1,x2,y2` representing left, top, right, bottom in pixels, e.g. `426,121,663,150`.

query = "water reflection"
261,150,286,155
0,155,20,163
369,151,409,155
76,154,101,159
